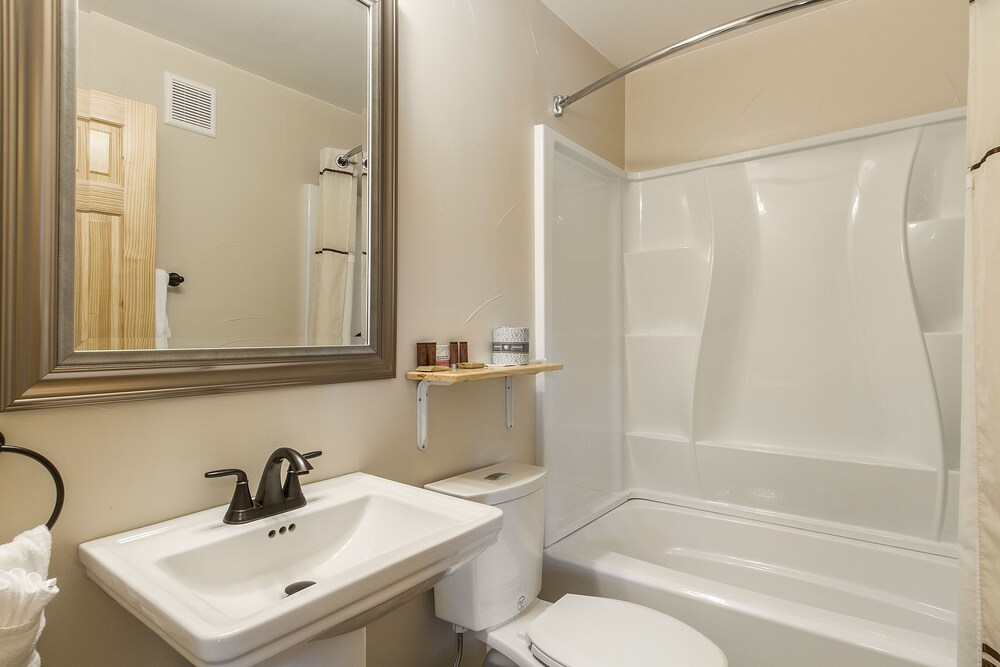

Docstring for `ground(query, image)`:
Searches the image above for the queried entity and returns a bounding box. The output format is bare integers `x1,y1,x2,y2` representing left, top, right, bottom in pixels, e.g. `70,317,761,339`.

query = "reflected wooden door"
75,89,156,350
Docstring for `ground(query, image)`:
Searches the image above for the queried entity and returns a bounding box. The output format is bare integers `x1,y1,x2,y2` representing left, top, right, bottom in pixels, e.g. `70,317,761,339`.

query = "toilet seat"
526,595,727,667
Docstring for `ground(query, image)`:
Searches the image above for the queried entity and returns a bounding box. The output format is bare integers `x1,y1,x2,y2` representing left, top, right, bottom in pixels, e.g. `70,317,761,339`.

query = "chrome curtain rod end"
552,95,566,117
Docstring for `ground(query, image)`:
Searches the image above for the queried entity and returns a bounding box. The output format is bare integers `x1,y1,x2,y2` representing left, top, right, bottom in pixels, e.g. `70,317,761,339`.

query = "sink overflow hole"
284,581,316,596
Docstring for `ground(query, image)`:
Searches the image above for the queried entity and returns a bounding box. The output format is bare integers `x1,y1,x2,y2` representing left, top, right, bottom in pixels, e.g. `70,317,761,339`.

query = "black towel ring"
0,432,65,530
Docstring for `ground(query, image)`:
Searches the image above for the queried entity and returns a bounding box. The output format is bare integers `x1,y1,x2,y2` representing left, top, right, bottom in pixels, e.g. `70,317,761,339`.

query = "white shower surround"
535,108,966,552
534,110,965,666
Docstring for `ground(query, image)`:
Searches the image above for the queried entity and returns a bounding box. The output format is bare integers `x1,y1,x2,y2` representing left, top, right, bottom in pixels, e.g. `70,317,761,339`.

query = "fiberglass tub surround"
648,118,962,542
539,109,966,548
534,109,965,667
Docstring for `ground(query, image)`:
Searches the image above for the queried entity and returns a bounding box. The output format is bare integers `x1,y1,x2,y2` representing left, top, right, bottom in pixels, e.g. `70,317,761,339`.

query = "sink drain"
284,581,316,596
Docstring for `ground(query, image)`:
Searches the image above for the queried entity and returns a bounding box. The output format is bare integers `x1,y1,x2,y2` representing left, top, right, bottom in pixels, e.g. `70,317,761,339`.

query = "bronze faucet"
205,448,322,524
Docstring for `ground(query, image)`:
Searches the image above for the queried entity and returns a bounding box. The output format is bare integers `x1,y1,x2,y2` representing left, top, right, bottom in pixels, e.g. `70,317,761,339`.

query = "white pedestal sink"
78,473,503,666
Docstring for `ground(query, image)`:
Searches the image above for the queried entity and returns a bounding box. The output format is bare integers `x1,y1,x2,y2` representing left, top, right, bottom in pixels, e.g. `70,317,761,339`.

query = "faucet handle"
205,468,256,515
205,467,248,483
282,452,321,500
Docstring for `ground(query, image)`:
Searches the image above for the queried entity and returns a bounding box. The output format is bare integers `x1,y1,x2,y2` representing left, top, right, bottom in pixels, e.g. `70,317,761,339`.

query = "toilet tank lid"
425,462,546,505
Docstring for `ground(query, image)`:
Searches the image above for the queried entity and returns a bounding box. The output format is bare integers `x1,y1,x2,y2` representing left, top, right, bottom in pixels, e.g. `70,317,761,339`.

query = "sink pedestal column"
257,628,365,667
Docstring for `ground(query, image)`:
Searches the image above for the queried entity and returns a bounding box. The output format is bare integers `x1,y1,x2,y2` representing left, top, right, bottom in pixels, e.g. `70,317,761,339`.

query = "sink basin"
78,472,503,666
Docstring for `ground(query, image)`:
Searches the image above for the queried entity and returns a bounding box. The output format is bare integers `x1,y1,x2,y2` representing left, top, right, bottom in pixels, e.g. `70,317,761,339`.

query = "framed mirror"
0,0,397,410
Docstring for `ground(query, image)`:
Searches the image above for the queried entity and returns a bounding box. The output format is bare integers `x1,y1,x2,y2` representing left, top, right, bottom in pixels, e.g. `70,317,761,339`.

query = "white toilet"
427,463,727,667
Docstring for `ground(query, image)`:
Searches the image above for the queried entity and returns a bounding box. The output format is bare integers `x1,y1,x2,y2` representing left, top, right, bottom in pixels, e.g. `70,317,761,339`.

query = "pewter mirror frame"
0,0,397,410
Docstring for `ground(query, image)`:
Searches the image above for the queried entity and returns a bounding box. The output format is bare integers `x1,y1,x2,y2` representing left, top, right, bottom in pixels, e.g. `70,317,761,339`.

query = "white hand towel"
154,268,172,349
0,569,57,630
0,526,57,667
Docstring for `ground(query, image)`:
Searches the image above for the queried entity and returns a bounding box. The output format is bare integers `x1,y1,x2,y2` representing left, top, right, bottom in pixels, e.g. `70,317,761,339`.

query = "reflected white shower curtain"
307,148,357,346
959,2,1000,665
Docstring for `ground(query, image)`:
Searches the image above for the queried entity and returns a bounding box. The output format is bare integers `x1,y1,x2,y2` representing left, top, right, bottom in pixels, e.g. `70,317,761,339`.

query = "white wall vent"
164,72,216,138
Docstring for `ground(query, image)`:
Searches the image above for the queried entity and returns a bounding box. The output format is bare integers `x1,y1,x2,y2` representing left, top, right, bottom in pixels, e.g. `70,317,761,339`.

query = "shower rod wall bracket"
553,95,567,118
336,145,364,169
551,0,837,117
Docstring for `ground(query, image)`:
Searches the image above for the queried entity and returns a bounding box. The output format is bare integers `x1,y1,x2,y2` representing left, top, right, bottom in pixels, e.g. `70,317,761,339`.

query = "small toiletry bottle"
436,343,451,368
417,342,434,366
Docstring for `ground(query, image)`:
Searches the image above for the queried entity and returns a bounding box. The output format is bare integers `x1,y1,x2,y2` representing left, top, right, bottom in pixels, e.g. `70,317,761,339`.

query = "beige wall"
0,1,622,666
625,0,968,172
13,0,968,664
78,12,366,348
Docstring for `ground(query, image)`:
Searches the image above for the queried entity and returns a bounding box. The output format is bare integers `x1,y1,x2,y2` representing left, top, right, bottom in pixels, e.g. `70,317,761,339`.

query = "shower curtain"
959,2,1000,665
307,148,357,346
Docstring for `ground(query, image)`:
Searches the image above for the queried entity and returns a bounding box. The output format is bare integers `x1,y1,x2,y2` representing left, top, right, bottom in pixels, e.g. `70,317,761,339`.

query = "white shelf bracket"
415,376,517,450
505,376,514,430
416,379,449,451
408,363,560,452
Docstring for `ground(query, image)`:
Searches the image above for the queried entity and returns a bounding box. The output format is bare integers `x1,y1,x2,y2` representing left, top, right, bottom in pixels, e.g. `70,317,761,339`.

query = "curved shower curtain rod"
553,0,838,117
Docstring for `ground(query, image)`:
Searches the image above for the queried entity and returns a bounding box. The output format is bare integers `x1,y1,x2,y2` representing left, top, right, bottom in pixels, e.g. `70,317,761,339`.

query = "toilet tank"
426,463,547,632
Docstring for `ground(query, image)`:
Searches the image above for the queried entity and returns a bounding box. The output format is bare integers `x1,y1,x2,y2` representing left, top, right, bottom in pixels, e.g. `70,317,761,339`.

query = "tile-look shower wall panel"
624,335,698,439
693,129,943,470
623,247,710,335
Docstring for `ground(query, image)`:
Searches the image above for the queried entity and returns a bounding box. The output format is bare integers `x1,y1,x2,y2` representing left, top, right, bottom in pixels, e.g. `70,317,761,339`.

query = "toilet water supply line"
452,630,464,667
552,0,839,117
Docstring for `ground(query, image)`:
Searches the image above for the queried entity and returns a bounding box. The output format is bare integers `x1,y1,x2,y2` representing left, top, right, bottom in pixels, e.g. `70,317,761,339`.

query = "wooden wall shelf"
406,362,563,450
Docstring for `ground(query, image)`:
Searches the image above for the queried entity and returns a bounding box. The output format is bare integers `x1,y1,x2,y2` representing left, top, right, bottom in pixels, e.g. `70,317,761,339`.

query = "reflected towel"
154,268,172,350
0,526,57,667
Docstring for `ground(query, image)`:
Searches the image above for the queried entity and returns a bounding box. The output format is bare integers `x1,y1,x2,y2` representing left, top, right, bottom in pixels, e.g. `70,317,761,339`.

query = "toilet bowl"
426,463,727,667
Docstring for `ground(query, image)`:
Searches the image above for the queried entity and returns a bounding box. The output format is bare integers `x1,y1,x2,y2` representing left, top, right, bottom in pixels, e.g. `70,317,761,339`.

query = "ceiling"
537,0,832,68
79,0,368,115
77,0,835,114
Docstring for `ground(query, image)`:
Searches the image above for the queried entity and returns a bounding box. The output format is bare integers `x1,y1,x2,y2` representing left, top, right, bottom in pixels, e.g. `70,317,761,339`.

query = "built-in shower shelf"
406,362,564,451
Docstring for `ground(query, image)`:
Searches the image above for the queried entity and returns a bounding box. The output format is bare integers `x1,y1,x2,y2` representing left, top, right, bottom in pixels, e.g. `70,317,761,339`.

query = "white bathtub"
541,500,956,667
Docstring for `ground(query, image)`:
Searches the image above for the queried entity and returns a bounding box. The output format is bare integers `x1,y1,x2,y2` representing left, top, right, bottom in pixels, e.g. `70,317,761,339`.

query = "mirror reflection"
75,0,370,351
